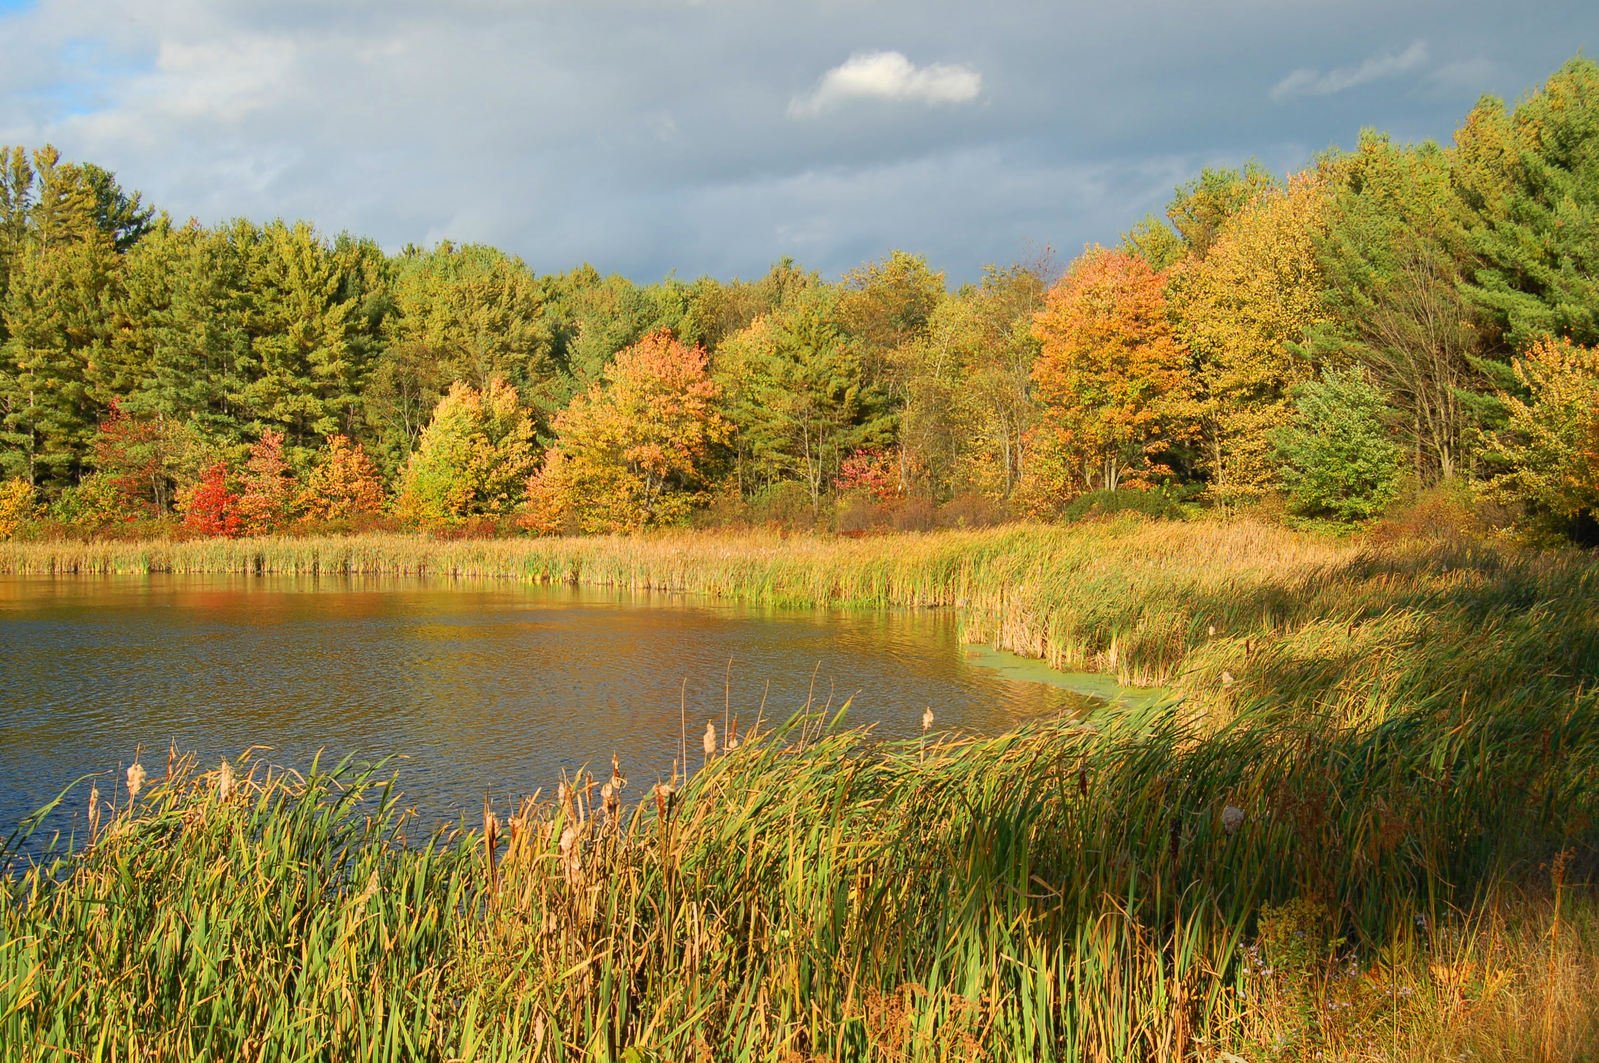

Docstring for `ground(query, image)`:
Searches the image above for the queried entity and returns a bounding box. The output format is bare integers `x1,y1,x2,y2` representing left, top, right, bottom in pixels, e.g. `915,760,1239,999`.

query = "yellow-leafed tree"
528,331,730,533
1171,173,1331,502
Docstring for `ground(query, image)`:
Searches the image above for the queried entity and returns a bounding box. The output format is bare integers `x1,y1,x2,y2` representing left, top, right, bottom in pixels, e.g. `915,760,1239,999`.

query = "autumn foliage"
1021,248,1193,512
236,430,296,535
299,435,385,522
180,461,242,538
528,330,730,532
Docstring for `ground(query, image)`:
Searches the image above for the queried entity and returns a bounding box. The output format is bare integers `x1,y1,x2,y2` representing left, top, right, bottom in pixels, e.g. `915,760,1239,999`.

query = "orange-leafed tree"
235,429,297,535
528,330,730,532
1021,247,1194,511
299,434,386,522
180,461,242,538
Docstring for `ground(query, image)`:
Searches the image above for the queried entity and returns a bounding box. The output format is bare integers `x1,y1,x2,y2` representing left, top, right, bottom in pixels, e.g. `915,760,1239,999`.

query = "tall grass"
4,518,1595,726
3,517,1597,1057
2,693,1595,1060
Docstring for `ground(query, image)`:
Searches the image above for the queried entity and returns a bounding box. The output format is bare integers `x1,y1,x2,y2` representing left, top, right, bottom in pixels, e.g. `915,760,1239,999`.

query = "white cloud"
788,50,980,118
1270,40,1429,101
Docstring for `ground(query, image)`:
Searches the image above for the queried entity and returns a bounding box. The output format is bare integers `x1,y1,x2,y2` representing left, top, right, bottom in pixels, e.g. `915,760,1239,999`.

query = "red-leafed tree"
836,447,901,503
235,429,297,535
1021,247,1195,511
91,400,193,517
180,461,242,537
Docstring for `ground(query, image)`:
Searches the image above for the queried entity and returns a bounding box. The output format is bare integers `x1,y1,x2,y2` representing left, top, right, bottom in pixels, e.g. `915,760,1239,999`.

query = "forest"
0,56,1596,544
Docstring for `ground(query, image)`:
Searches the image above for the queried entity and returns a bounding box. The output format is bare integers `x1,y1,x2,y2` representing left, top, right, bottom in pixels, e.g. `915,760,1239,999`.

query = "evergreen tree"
1274,367,1403,522
1457,58,1599,348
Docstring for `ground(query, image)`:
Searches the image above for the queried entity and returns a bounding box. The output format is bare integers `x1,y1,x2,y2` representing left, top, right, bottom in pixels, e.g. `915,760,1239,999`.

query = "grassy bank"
3,518,1597,1058
3,705,1595,1061
4,518,1597,726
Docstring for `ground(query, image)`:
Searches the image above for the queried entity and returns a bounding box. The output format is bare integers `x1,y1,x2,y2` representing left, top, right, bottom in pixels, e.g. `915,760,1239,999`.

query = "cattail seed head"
125,763,147,804
1223,805,1245,835
217,759,234,802
703,721,716,760
653,782,675,820
87,782,101,840
922,708,934,732
559,825,581,884
1220,670,1236,688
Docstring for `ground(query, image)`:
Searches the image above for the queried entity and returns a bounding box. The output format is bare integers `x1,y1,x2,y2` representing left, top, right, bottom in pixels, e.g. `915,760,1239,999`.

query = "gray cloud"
0,0,1594,283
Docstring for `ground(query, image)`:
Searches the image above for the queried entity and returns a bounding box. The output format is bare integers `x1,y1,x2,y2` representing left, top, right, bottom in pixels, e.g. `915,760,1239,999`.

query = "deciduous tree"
299,434,386,522
396,378,536,525
529,330,730,532
1021,248,1193,510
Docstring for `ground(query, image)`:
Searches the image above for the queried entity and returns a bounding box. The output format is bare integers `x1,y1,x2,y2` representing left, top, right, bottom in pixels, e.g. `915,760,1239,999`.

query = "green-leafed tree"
384,242,553,419
715,289,893,510
540,266,672,402
1312,132,1486,484
1274,367,1403,522
109,219,253,447
0,148,120,487
234,220,364,462
1456,58,1599,350
396,378,537,525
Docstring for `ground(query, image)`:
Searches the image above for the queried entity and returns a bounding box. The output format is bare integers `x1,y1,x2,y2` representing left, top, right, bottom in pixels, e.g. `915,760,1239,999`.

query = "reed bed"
2,693,1595,1061
4,518,1597,1057
4,518,1596,727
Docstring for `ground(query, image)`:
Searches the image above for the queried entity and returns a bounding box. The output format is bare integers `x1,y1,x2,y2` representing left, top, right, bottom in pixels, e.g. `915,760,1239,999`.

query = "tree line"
1,56,1596,542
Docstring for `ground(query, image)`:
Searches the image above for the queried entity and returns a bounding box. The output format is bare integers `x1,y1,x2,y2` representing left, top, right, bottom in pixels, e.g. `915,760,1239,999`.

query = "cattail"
1207,624,1217,637
703,721,716,763
558,824,581,885
1220,670,1235,688
922,708,934,732
217,759,235,802
125,763,147,804
653,782,675,820
1223,805,1245,836
601,780,620,824
86,782,101,841
484,800,501,892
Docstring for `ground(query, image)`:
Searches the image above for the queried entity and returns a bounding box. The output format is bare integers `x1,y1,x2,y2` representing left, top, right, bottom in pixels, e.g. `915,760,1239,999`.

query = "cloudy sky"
0,0,1593,283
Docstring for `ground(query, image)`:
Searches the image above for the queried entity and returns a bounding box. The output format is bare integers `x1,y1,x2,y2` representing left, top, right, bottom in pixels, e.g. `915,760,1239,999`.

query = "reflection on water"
0,574,1099,836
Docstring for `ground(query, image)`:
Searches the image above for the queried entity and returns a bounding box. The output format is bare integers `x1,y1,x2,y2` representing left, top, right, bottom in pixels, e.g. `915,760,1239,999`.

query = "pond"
0,574,1115,839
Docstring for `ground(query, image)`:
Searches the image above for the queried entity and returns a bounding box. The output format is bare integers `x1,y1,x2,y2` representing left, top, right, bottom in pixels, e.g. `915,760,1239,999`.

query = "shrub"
1061,487,1188,523
51,473,130,534
1274,367,1403,522
0,478,36,540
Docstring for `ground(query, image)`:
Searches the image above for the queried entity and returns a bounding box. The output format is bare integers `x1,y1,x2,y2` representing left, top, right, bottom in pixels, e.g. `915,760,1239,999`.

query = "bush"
0,478,36,540
746,481,818,530
1060,487,1188,523
1274,367,1403,523
51,473,130,534
937,492,1012,529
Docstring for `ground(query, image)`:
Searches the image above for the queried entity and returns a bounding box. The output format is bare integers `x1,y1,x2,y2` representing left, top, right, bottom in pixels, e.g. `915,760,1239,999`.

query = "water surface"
0,574,1100,837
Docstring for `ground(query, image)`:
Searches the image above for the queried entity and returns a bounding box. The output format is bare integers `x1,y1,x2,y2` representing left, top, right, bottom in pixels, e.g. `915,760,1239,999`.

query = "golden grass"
2,516,1596,1058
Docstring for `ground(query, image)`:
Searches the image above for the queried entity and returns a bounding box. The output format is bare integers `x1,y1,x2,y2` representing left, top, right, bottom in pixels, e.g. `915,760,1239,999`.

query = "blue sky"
0,0,1594,283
